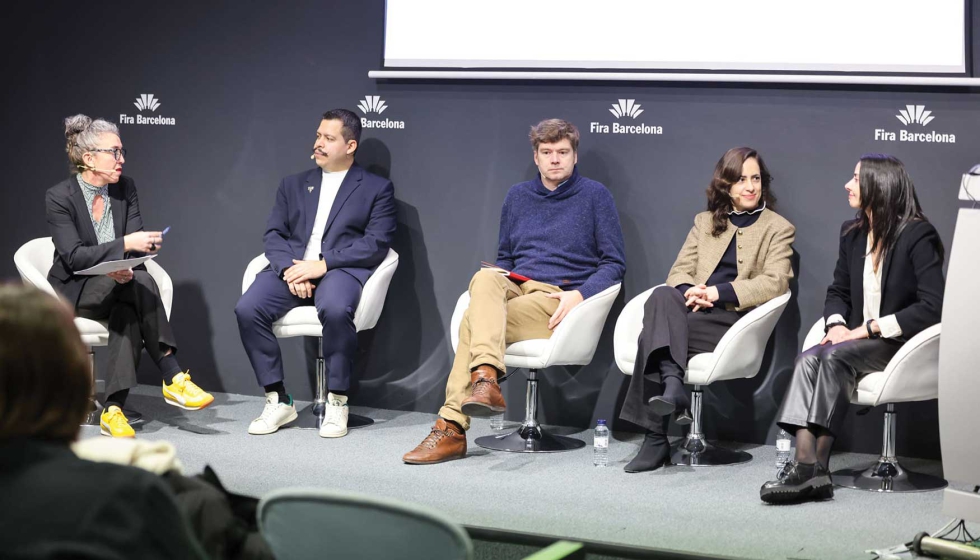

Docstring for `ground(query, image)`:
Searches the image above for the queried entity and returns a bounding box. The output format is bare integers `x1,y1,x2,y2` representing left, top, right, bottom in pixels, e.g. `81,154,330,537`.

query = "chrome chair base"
833,460,947,493
293,403,374,431
80,401,142,426
670,436,752,466
475,424,585,453
82,399,101,426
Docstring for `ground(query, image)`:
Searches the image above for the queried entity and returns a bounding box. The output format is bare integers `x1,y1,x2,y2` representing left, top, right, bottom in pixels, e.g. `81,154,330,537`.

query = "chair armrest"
612,285,662,374
692,291,791,385
802,318,825,352
874,323,941,405
354,249,399,331
450,291,471,354
544,283,621,367
243,254,271,295
13,238,58,297
144,259,174,320
450,283,622,367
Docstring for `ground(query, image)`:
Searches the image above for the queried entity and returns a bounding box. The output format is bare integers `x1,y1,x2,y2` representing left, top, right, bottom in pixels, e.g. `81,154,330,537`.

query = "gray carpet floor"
79,386,976,560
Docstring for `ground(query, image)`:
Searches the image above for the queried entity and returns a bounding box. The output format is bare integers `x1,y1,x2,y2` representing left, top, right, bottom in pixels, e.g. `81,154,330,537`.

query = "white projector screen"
384,0,967,74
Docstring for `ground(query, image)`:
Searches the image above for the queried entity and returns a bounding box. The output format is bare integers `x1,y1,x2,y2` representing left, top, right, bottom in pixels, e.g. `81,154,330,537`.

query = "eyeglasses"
89,148,127,161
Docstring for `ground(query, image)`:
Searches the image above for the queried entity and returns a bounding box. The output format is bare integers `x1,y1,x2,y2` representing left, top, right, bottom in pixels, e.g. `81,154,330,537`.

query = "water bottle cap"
597,419,607,426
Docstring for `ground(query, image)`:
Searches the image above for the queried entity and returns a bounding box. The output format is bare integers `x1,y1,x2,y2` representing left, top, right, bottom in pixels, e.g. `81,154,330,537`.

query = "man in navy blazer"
235,109,396,438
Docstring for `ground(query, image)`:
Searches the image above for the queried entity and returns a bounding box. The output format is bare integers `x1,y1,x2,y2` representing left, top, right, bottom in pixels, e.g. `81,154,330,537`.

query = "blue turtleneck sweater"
495,167,626,300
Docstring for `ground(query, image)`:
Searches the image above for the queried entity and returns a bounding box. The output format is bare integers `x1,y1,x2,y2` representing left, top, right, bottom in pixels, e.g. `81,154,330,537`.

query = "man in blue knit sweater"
403,119,626,464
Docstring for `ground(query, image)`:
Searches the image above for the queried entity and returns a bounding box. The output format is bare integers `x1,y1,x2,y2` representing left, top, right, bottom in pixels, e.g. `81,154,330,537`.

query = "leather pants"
775,337,901,437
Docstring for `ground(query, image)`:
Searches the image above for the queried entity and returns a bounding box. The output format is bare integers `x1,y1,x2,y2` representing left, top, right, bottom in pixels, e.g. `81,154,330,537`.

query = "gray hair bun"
64,114,92,142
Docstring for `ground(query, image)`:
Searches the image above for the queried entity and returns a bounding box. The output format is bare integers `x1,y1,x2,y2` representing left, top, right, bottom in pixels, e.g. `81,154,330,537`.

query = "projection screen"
383,0,967,74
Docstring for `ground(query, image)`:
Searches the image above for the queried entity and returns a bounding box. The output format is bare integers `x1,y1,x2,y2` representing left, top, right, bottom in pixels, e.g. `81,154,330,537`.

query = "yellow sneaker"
163,371,215,410
100,406,135,438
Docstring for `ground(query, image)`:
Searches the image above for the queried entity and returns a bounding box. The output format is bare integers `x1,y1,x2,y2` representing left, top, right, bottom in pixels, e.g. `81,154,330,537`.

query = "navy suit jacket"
45,175,148,307
264,164,396,285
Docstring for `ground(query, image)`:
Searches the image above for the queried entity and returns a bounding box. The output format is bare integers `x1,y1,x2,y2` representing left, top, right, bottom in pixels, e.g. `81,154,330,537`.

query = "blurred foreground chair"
258,488,473,560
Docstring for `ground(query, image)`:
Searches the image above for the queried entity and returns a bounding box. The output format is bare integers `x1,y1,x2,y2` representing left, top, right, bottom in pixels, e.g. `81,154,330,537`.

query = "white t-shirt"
303,169,348,261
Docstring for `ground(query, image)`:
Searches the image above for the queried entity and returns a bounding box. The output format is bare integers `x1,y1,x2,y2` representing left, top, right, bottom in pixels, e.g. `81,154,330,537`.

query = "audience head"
845,153,936,260
0,285,91,443
529,119,580,189
64,114,125,184
706,147,776,236
314,109,361,171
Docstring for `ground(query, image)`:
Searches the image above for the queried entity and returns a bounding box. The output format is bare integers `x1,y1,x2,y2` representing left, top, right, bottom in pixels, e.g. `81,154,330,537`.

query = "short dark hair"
529,119,580,152
322,109,362,146
0,285,91,443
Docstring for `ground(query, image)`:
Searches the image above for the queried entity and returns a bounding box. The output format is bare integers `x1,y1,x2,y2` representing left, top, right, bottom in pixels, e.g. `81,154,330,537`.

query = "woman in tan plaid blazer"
620,147,795,473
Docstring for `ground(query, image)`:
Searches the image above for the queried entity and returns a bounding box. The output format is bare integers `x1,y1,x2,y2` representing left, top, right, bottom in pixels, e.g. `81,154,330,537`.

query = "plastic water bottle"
593,419,609,467
490,413,505,430
775,428,792,475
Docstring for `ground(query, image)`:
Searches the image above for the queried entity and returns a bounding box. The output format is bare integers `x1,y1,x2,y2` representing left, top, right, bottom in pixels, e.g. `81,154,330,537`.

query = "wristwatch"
824,320,847,334
865,319,881,339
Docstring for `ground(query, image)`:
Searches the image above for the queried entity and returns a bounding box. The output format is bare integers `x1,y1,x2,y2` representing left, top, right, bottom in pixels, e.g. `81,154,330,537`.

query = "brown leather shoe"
402,418,467,465
460,365,506,417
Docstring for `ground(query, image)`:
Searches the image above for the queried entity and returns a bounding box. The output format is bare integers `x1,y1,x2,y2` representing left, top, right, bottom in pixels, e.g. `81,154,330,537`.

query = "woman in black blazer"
760,154,945,504
45,114,213,438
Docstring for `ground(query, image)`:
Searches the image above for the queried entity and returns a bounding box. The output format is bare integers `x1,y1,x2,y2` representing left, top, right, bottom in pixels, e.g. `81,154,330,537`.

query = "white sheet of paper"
75,255,156,276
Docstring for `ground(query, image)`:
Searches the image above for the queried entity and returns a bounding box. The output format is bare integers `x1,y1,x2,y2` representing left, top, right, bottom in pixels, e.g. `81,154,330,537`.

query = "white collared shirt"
303,169,348,261
828,236,902,338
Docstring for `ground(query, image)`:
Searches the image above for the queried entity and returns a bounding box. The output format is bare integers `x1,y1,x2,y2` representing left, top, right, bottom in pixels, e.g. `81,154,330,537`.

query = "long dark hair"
844,154,939,265
706,147,777,236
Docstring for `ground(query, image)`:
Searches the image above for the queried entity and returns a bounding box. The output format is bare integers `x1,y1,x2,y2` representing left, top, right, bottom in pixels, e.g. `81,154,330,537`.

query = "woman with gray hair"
45,114,214,438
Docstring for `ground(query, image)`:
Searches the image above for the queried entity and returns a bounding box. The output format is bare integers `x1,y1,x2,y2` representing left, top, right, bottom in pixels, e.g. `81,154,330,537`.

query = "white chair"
259,487,473,560
801,318,946,492
614,285,791,466
13,237,174,424
241,249,399,429
450,283,621,453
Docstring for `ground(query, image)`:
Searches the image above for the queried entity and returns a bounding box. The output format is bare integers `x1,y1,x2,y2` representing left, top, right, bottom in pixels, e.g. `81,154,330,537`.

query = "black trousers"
619,286,742,431
75,270,177,397
775,337,902,437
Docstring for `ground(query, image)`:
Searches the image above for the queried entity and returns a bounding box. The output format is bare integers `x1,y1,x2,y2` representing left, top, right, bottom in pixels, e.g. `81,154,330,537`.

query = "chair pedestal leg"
670,386,752,466
81,350,101,426
81,350,143,427
832,404,947,492
475,369,586,453
293,337,374,430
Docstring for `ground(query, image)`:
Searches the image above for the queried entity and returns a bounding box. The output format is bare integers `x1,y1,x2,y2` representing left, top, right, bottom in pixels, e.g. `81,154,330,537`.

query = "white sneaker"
248,392,298,435
319,393,349,438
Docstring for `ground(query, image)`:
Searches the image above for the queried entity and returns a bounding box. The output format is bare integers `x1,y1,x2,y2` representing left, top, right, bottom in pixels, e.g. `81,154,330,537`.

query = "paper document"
75,255,156,276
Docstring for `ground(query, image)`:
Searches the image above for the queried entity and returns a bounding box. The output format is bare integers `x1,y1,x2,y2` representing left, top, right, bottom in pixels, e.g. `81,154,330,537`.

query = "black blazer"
824,219,945,341
45,175,146,307
0,438,206,559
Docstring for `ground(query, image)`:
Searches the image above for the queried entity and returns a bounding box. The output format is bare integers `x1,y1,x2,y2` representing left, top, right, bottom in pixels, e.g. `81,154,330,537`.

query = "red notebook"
481,261,532,283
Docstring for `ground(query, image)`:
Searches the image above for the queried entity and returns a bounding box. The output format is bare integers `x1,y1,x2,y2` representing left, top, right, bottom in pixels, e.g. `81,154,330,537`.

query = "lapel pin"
307,186,314,193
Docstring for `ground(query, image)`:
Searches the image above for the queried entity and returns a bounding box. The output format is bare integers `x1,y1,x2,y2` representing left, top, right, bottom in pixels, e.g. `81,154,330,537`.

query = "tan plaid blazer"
665,208,795,311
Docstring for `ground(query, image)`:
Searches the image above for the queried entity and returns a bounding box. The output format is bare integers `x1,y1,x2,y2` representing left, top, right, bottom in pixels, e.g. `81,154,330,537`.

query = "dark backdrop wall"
4,1,978,458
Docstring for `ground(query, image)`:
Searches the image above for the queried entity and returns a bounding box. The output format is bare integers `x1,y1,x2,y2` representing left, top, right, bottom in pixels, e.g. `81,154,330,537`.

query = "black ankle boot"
648,376,690,417
624,431,671,473
759,461,834,504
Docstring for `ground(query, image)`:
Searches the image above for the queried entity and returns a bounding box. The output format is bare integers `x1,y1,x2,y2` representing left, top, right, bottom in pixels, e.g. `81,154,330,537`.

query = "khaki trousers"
439,269,561,430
